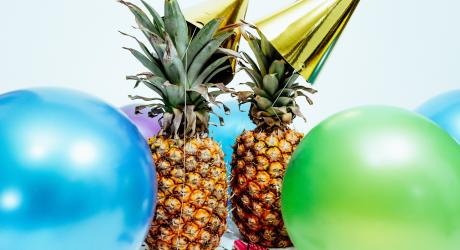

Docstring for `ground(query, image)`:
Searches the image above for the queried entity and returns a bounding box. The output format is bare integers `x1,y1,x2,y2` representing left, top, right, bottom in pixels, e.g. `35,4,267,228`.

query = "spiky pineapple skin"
231,128,303,248
147,136,228,250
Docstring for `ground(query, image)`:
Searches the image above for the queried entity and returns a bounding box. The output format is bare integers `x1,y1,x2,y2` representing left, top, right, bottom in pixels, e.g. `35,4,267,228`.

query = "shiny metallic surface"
255,0,360,83
184,0,249,81
0,88,156,250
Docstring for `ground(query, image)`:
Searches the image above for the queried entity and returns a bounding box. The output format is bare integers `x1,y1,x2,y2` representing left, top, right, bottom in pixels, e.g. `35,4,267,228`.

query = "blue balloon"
209,101,255,164
0,88,156,250
417,90,460,143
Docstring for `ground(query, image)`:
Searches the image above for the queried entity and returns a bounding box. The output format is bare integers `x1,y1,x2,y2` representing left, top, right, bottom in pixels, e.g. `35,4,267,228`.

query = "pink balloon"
121,104,161,140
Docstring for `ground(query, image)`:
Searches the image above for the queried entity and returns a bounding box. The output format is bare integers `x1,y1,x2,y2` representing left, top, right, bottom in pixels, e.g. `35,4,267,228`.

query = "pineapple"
120,0,238,249
231,29,316,248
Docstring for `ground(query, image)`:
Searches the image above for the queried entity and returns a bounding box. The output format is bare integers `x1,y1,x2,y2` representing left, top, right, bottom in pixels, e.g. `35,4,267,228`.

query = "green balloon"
282,106,460,250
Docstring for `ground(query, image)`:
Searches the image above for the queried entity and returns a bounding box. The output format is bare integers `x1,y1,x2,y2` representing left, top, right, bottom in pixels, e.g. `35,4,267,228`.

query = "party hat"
255,0,360,83
184,0,249,84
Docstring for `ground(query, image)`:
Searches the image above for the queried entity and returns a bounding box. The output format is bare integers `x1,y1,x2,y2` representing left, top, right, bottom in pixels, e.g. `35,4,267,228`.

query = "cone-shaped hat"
184,0,249,84
255,0,360,83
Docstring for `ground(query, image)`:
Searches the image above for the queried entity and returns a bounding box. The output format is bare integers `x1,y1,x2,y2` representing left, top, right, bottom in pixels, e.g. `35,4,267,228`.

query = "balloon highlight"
417,89,460,143
282,106,460,250
0,88,156,250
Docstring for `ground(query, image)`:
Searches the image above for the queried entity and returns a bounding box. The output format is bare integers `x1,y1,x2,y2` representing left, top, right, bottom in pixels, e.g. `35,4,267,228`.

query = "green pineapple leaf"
273,97,293,107
123,47,165,78
244,32,269,76
262,74,280,96
185,18,223,67
164,0,188,59
241,66,263,86
255,96,273,110
187,32,233,84
193,56,231,86
141,0,164,32
119,0,160,36
203,65,232,84
162,34,186,84
242,52,261,76
119,31,158,61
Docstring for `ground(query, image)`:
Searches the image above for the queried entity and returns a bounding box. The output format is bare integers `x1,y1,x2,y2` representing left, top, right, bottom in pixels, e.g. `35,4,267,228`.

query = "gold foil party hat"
255,0,360,83
184,0,249,84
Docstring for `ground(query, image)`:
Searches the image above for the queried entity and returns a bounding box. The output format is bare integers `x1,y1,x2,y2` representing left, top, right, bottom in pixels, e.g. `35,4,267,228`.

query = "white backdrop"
1,0,459,132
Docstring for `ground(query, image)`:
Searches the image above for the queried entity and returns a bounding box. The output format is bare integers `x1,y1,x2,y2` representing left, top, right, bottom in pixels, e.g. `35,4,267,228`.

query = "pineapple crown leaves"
235,25,317,128
120,0,239,138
